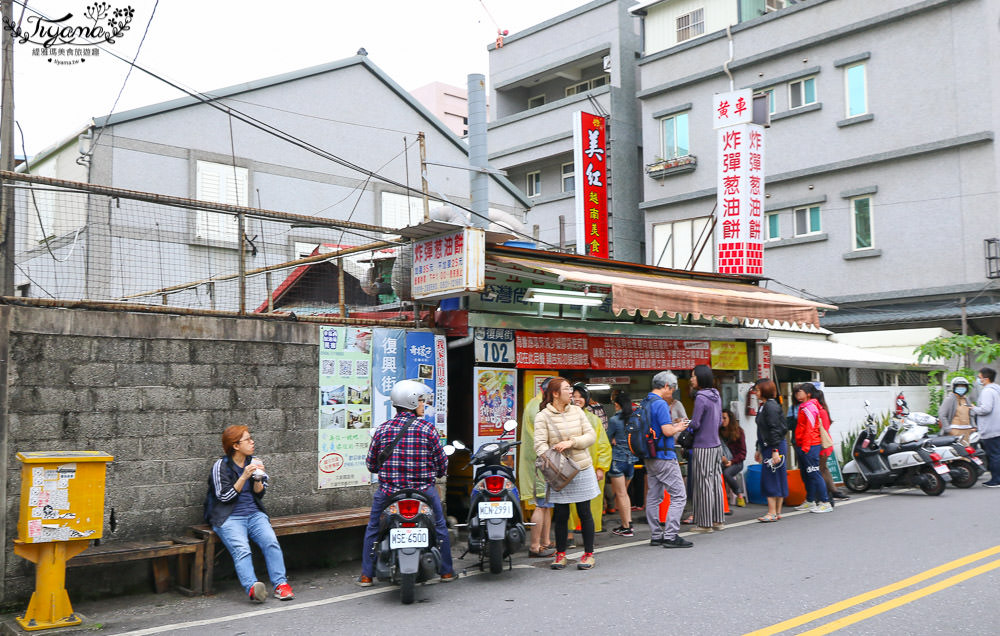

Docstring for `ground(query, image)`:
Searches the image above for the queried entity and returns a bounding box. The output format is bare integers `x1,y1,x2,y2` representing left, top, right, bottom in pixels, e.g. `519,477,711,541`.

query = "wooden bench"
67,537,205,596
191,507,370,594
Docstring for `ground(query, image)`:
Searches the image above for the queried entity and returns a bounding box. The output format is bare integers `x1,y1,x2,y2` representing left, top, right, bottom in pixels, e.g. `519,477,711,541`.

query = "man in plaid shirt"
357,380,456,586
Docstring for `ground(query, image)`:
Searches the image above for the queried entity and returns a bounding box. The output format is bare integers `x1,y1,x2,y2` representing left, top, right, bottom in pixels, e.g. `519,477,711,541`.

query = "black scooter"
450,420,527,574
373,489,443,604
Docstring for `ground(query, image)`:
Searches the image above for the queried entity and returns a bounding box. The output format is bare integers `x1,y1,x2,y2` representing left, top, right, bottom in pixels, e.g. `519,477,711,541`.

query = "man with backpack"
643,371,693,548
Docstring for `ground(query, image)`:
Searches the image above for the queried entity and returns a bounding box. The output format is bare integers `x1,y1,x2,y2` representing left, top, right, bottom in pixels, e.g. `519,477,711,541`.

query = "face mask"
975,378,983,386
954,386,968,396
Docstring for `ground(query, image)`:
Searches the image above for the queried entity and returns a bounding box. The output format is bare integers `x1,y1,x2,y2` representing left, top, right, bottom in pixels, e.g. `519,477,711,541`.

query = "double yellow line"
745,544,1000,635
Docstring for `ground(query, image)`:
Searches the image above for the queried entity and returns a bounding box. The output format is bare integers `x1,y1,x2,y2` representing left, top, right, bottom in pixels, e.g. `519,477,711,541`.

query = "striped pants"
690,445,725,527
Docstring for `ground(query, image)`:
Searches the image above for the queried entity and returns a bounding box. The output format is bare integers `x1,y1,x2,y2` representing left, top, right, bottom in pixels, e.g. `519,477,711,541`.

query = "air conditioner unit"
765,0,786,13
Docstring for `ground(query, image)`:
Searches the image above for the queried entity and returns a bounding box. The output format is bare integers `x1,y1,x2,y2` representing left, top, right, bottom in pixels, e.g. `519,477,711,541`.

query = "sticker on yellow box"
27,520,41,538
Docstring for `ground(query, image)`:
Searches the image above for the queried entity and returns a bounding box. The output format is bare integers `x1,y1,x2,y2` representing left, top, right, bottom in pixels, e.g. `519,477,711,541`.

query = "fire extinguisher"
745,387,759,417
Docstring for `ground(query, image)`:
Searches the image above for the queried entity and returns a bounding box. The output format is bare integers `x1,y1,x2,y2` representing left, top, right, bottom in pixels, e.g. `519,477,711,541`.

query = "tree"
915,335,1000,416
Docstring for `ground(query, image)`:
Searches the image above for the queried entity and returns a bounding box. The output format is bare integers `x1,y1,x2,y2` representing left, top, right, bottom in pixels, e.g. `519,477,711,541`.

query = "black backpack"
625,396,659,459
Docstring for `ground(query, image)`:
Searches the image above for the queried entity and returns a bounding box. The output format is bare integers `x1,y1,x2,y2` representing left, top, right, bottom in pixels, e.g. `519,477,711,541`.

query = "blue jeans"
981,437,1000,484
800,445,829,503
361,485,453,578
213,511,287,593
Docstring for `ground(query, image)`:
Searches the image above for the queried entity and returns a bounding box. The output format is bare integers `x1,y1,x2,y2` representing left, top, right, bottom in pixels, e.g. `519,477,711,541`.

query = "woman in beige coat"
534,377,600,570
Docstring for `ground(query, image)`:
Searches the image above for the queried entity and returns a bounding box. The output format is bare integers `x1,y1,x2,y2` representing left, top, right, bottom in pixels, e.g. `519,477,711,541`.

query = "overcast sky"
10,0,587,156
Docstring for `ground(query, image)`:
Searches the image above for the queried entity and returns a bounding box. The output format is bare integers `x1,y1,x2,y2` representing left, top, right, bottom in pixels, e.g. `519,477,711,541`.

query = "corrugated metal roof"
821,301,1000,328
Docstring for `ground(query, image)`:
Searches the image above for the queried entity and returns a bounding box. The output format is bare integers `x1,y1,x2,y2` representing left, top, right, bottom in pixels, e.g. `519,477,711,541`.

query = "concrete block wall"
1,306,371,600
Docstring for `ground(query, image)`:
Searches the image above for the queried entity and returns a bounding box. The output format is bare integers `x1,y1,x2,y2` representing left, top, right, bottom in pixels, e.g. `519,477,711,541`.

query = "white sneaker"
811,502,833,513
794,501,816,511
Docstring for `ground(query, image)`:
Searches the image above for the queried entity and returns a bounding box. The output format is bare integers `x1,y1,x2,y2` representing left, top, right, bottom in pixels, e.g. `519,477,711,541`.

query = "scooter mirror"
864,400,871,407
503,419,518,432
452,440,466,450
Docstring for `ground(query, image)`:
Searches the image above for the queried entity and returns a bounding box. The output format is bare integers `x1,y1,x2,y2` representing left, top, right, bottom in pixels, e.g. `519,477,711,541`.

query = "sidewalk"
0,502,773,635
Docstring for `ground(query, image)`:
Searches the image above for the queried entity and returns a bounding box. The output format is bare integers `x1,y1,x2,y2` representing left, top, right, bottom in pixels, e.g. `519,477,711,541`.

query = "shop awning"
491,254,835,329
769,334,944,370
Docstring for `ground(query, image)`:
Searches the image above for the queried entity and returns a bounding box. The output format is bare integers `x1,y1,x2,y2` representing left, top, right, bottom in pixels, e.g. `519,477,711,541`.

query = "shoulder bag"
534,417,581,491
819,423,834,450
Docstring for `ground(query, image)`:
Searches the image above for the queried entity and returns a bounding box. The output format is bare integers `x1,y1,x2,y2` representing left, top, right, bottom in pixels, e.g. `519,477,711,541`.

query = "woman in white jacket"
534,377,599,570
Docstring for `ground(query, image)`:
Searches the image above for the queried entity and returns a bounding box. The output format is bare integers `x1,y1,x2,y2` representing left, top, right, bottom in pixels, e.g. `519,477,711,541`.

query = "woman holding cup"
206,425,294,602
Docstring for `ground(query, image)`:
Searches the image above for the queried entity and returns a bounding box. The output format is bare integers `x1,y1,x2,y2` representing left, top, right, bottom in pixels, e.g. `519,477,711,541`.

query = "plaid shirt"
366,411,447,495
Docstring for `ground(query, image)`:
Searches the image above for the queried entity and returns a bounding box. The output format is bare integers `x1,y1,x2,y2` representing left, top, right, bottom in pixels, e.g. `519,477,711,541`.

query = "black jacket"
755,399,786,450
206,455,268,528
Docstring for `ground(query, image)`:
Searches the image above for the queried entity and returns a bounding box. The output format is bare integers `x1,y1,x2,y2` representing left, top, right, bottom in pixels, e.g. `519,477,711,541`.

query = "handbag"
819,423,834,450
534,419,581,491
676,428,694,449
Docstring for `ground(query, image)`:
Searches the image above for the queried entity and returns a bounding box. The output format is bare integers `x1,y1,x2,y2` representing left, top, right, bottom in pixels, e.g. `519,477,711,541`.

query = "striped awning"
491,254,835,329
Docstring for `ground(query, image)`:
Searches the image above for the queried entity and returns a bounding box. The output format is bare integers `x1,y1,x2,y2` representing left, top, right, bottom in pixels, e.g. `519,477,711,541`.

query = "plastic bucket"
746,464,765,505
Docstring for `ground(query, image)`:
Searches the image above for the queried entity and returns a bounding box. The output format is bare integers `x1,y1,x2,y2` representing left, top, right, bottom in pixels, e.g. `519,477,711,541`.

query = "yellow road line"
799,557,1000,635
744,543,1000,636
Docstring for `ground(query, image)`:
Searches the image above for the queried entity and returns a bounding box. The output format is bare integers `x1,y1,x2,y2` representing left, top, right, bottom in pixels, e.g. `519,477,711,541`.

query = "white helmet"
390,379,433,411
950,376,970,389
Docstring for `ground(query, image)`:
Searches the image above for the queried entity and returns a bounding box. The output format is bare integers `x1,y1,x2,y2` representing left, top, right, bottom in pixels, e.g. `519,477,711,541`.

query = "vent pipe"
467,73,489,229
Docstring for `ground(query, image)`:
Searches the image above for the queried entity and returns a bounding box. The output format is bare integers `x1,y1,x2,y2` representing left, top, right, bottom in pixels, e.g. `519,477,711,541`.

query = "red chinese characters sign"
590,337,710,370
714,89,764,276
573,111,609,259
515,332,590,369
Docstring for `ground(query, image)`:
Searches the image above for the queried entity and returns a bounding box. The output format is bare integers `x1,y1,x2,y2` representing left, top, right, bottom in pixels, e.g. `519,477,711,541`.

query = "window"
788,77,816,109
195,160,247,242
660,112,690,160
851,197,873,250
651,217,712,271
794,206,821,236
845,62,867,117
526,171,541,198
565,75,611,97
765,213,781,241
561,162,575,193
755,88,776,114
527,95,545,109
380,191,443,229
676,8,705,43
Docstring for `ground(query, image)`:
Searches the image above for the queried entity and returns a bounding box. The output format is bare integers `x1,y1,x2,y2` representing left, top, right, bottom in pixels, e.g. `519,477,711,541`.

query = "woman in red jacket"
793,383,832,514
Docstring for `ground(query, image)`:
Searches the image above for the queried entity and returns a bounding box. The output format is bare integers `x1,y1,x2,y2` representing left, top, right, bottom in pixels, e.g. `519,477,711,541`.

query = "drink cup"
250,457,266,480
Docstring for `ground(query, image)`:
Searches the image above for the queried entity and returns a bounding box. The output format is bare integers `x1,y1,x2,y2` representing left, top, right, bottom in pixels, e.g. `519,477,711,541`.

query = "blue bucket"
745,464,765,505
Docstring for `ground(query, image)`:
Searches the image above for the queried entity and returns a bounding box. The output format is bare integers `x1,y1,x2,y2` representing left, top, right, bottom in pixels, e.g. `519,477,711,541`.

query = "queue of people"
203,367,1000,597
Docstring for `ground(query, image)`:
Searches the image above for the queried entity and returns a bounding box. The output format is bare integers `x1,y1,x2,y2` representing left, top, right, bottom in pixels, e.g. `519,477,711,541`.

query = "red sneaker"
273,583,294,600
248,581,266,603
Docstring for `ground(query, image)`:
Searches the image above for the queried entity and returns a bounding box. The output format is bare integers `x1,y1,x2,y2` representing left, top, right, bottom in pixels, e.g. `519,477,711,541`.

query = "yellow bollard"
13,451,113,631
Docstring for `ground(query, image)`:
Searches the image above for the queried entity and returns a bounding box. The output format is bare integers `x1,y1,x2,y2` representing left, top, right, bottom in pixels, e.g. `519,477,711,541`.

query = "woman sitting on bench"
206,425,294,603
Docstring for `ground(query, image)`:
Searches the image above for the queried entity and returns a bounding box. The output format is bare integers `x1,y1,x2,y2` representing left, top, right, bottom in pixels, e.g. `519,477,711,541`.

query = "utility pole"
418,132,430,222
0,0,15,296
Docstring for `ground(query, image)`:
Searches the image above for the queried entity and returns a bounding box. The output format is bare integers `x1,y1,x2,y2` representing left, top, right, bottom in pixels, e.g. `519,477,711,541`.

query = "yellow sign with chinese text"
710,341,748,370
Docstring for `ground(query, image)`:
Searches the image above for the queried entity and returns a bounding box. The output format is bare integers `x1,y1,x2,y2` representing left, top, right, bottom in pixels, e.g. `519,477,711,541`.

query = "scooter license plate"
389,528,429,549
934,464,950,475
972,457,983,465
478,501,513,519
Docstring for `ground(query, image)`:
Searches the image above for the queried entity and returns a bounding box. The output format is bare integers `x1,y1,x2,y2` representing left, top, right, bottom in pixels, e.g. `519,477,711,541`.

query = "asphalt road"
33,478,1000,635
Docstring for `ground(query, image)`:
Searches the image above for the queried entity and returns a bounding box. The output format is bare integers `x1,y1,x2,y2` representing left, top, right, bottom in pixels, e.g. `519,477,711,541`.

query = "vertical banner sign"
405,332,444,436
434,334,448,437
474,368,518,468
756,341,773,380
573,111,609,258
713,89,765,275
371,328,406,427
318,327,373,488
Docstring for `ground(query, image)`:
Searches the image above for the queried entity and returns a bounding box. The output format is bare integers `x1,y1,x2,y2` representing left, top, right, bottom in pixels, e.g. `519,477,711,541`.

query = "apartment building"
487,0,644,262
633,0,999,337
410,81,469,137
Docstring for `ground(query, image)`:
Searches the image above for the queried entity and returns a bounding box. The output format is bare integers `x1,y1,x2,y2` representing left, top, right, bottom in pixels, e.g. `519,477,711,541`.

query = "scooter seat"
925,436,960,446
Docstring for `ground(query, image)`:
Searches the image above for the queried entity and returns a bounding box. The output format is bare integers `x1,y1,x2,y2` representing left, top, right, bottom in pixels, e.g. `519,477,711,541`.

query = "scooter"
373,489,443,604
893,398,986,488
842,400,951,496
449,420,527,574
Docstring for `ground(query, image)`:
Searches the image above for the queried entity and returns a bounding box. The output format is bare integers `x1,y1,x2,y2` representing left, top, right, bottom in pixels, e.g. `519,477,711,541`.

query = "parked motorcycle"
842,400,952,495
450,420,527,574
373,489,443,604
893,395,986,488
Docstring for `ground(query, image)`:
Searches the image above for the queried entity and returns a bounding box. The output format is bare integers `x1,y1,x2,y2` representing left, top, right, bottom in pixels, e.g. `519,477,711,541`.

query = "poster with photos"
318,326,373,488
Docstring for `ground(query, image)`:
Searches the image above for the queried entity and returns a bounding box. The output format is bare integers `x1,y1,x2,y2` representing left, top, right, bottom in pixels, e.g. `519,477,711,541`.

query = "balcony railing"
645,155,697,179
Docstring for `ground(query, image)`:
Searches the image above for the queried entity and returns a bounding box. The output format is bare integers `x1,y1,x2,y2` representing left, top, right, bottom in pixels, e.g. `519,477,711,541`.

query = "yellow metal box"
16,451,114,544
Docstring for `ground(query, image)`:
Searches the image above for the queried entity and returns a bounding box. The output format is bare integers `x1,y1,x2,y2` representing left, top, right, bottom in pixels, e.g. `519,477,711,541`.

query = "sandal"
528,547,555,558
757,514,778,523
681,515,694,525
